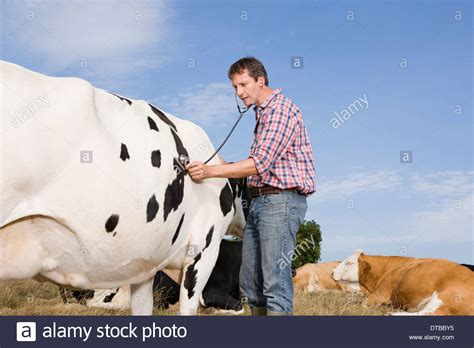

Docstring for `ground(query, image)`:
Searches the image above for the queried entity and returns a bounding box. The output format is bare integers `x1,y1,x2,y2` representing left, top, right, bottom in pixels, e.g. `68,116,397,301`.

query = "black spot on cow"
163,174,185,222
70,290,95,305
172,213,185,245
170,128,188,158
183,225,215,299
120,143,130,161
103,289,119,303
149,103,177,132
184,252,202,299
228,178,240,212
105,214,119,233
146,194,159,223
109,92,132,105
147,116,159,132
204,225,214,251
219,183,233,216
158,118,189,222
163,129,189,221
228,178,238,194
151,150,161,168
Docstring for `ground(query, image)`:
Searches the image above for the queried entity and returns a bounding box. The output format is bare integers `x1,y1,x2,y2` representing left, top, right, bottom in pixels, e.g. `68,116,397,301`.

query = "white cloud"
3,0,172,77
311,170,402,203
153,82,237,127
310,169,473,254
310,169,473,203
406,194,473,243
323,193,473,251
410,170,473,196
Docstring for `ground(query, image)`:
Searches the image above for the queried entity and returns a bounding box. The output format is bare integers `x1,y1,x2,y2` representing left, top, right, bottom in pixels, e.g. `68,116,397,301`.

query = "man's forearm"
209,158,258,178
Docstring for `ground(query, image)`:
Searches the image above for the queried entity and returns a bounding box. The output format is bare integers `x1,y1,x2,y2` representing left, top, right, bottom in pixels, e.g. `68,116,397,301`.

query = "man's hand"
186,161,212,181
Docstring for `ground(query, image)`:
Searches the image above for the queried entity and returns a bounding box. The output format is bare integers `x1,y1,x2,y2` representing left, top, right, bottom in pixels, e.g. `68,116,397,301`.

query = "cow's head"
225,177,251,239
332,249,363,282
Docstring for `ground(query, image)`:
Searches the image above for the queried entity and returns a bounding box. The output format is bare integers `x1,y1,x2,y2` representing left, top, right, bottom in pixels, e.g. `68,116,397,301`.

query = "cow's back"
294,262,341,291
393,259,474,313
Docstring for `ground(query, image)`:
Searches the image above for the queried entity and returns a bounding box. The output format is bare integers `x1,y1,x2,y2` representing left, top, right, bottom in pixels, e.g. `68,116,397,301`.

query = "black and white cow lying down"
62,236,244,314
157,236,244,313
0,60,246,315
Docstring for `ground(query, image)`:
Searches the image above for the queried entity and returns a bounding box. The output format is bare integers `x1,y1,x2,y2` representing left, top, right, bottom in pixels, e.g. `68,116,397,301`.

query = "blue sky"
1,0,472,263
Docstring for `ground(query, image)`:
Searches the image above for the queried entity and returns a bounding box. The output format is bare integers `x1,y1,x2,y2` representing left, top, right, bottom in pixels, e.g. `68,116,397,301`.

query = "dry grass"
0,279,394,316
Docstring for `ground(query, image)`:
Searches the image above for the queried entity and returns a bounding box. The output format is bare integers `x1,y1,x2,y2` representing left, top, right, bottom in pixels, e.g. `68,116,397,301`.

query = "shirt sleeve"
249,105,298,176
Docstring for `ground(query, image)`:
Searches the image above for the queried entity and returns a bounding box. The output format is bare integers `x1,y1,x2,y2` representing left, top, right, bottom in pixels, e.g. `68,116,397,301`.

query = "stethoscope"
202,93,253,164
178,91,257,170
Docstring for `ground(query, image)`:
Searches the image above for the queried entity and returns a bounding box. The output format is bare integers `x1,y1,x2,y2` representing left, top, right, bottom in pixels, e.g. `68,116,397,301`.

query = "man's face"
231,69,264,106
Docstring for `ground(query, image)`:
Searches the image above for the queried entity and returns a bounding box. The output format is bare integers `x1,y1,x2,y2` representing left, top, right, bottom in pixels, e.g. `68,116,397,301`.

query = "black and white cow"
62,183,252,313
200,236,243,312
150,236,244,313
0,60,246,315
64,236,244,313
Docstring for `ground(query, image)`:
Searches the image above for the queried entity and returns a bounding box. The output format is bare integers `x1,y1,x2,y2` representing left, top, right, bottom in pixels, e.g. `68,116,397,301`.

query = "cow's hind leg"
179,226,222,315
0,218,46,280
389,291,443,316
130,277,154,315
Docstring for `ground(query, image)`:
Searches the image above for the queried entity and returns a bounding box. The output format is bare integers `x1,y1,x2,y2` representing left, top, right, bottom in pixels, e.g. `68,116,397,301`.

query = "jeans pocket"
262,193,289,207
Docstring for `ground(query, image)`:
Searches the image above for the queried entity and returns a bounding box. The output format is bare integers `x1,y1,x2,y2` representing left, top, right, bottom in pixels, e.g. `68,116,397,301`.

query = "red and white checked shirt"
248,89,316,196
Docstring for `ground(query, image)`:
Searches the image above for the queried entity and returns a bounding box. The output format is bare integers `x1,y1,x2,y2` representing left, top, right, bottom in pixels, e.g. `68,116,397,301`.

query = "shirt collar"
253,88,282,113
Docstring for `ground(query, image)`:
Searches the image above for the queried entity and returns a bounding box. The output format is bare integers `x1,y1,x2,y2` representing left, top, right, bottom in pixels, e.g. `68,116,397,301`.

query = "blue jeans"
239,190,308,314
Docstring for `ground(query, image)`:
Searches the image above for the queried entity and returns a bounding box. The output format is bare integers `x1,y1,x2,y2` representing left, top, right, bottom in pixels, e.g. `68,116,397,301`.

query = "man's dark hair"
228,57,269,86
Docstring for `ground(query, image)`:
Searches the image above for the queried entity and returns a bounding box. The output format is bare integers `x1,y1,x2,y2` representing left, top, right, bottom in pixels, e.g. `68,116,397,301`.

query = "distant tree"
292,220,322,269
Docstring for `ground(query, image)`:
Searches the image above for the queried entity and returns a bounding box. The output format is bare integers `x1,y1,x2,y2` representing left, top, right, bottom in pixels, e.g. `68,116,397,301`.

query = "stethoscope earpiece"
235,93,253,114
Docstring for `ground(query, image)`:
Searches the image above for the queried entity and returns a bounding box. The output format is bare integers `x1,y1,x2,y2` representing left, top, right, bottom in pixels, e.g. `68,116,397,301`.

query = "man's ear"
257,76,265,87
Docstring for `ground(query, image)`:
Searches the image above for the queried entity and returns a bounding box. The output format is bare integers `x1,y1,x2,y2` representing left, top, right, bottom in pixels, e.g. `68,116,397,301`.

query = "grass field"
0,279,395,316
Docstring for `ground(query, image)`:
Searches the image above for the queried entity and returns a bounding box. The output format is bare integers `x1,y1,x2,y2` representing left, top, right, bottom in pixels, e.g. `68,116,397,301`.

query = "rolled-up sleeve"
249,105,298,176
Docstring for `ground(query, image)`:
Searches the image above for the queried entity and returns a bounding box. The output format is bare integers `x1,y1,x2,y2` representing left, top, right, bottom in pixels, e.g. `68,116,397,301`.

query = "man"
186,57,316,315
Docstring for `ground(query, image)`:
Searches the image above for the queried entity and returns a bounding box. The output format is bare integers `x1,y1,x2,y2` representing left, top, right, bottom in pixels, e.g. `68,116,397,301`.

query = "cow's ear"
360,261,371,273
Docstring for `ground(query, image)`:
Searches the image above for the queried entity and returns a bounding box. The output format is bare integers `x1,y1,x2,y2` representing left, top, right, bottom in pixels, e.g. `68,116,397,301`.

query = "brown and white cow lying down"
293,262,358,293
333,250,474,315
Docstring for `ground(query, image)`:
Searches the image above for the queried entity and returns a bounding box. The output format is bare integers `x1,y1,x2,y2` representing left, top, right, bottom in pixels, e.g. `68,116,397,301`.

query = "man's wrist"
208,164,220,178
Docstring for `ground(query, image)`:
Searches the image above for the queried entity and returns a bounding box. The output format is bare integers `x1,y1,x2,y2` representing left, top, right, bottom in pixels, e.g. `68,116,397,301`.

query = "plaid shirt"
248,89,316,196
